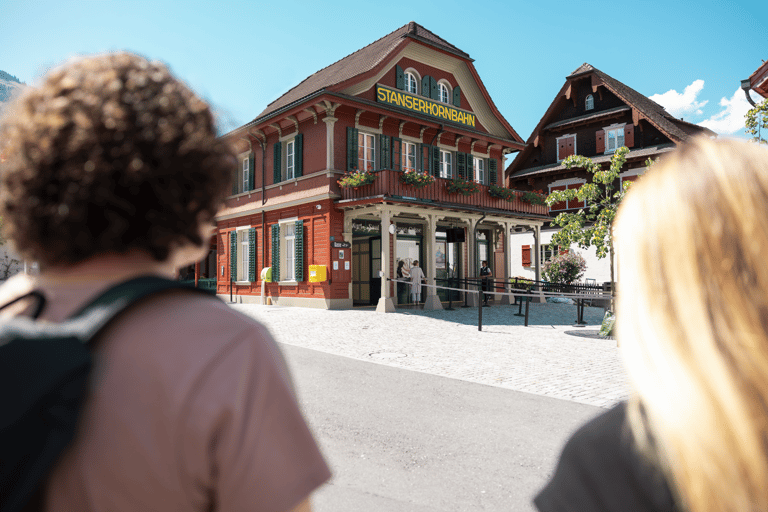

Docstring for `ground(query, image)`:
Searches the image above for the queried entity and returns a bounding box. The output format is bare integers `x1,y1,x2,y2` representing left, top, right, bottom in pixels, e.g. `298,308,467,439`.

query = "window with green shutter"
392,137,402,171
430,76,438,101
294,220,304,282
453,86,461,108
431,146,440,177
489,158,498,185
379,134,391,170
295,133,303,178
347,127,358,172
248,227,256,282
396,65,404,90
273,142,282,184
271,224,280,282
248,153,255,191
229,231,237,281
457,152,467,180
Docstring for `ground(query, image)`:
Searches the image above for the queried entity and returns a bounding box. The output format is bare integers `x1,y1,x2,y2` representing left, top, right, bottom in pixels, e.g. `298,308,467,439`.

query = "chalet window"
274,134,303,184
585,94,594,110
541,243,560,263
242,157,249,192
439,150,453,178
358,132,376,172
438,81,450,103
271,220,304,283
556,134,576,162
401,141,417,172
405,71,418,94
604,125,625,153
230,227,256,282
473,157,485,184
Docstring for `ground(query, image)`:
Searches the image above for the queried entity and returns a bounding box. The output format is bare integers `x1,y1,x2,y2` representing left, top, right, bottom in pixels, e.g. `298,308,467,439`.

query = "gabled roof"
748,60,768,98
506,64,716,177
252,22,470,123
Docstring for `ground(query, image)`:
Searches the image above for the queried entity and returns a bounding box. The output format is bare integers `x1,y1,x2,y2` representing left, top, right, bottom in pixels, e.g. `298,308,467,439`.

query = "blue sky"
1,0,765,140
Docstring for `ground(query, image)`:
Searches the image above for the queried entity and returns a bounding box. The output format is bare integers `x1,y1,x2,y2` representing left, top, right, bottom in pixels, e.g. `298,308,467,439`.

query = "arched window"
404,72,418,94
585,94,594,110
438,82,450,103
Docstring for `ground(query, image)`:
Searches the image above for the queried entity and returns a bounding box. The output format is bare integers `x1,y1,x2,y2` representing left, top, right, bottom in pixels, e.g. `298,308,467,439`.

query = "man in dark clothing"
480,260,492,306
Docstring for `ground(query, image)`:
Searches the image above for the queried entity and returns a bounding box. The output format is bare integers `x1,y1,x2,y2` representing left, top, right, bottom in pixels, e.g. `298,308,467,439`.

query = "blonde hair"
615,138,768,512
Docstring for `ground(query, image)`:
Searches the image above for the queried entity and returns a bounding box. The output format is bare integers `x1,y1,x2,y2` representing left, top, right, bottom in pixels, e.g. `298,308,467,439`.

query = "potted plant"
520,189,547,205
399,169,436,188
488,184,518,201
337,170,377,189
446,178,480,196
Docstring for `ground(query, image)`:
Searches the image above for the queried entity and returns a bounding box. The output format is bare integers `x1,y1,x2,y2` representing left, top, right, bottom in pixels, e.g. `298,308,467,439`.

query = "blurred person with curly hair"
535,138,768,512
0,53,329,512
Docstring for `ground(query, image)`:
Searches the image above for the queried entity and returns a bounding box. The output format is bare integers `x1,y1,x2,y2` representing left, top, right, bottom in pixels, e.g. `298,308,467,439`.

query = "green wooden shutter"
248,153,255,191
295,133,303,177
431,146,440,177
396,65,404,90
489,158,498,185
232,164,238,195
467,154,475,182
453,86,461,107
347,127,358,172
379,134,390,170
430,76,438,100
271,224,280,282
273,142,282,184
457,152,466,180
392,137,402,171
248,227,256,282
294,220,304,282
230,231,237,281
421,75,430,97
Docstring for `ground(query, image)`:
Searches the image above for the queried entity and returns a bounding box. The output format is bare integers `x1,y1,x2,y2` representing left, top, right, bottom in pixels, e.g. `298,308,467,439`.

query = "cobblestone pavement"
230,301,629,408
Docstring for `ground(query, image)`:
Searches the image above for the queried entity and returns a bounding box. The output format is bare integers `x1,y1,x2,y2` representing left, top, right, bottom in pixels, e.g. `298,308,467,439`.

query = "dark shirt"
535,402,677,512
480,266,491,277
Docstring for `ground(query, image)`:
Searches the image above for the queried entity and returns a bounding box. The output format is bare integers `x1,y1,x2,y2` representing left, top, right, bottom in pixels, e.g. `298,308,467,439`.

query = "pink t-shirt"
0,274,331,512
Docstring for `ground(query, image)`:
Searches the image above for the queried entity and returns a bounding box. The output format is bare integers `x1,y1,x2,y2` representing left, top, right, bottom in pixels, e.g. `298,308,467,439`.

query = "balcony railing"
339,169,548,215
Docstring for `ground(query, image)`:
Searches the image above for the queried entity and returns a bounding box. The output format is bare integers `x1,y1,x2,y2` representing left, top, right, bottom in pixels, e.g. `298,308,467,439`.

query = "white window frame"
242,157,249,192
603,124,625,154
286,139,295,180
556,133,577,162
548,177,586,211
473,156,485,184
404,71,419,95
278,218,298,283
402,141,417,172
438,81,451,104
439,149,452,179
620,168,645,188
585,94,594,110
235,226,251,283
358,132,376,172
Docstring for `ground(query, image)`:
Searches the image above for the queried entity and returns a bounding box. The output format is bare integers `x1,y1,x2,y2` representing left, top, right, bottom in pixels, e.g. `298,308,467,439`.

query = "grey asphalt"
283,343,603,512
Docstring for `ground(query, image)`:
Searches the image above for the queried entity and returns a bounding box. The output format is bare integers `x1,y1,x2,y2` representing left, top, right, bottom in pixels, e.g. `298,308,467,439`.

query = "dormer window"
404,71,418,94
585,94,594,110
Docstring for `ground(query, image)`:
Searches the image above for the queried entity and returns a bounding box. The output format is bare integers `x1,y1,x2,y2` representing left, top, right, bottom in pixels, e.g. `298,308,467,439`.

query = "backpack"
0,276,215,512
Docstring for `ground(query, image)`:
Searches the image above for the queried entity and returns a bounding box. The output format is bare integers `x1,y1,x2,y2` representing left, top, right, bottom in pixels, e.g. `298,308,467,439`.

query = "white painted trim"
556,133,577,162
215,192,338,221
403,68,421,95
279,132,297,143
437,79,452,104
549,177,586,188
601,123,626,154
278,216,299,224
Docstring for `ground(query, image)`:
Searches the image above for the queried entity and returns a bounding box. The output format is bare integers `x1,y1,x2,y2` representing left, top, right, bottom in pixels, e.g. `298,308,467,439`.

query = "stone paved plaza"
231,301,629,408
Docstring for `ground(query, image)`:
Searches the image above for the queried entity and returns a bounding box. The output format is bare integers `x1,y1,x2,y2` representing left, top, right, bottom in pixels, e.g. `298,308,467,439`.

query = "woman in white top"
409,260,425,304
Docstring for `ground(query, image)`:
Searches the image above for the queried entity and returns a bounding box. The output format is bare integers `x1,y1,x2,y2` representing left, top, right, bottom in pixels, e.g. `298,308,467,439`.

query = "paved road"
282,343,603,512
232,302,628,408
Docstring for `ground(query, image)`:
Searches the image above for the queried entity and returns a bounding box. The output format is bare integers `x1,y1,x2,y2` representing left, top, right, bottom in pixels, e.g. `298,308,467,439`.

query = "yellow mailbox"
308,265,327,283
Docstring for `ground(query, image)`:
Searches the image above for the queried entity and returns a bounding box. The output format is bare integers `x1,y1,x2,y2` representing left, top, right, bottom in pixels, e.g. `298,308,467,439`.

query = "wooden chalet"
212,22,550,310
505,64,715,283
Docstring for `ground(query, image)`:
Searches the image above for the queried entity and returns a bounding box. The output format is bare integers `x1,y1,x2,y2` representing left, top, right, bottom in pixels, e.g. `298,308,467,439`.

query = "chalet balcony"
338,169,548,216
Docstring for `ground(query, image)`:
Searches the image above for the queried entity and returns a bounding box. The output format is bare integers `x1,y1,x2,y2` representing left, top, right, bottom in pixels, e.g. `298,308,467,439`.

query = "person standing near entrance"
409,260,425,304
396,260,409,304
480,260,492,306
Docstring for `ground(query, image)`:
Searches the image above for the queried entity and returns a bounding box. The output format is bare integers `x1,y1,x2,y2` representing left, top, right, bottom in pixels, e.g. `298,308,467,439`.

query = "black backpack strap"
0,291,47,319
64,275,217,344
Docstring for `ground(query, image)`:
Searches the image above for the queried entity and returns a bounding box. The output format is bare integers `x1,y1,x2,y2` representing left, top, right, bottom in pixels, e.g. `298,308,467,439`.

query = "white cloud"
650,79,708,118
698,88,753,135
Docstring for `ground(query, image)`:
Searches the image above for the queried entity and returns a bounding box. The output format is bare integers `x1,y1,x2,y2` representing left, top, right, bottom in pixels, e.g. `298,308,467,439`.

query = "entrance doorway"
436,233,462,302
395,236,422,305
352,237,381,306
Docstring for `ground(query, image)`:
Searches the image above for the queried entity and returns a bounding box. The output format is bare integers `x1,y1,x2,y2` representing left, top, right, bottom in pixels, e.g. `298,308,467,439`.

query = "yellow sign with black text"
376,85,475,128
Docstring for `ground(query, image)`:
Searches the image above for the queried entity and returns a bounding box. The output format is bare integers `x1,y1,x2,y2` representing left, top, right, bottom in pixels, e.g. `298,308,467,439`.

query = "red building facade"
214,22,549,310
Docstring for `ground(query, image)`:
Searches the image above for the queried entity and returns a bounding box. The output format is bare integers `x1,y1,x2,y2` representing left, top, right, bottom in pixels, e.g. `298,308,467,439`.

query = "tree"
544,146,632,309
745,98,768,145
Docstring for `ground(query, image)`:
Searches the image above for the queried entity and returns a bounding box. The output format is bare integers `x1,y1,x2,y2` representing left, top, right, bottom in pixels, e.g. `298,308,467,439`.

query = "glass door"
395,236,422,305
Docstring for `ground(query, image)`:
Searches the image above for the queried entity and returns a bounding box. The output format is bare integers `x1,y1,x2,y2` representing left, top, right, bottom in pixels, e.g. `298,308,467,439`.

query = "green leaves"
745,98,768,144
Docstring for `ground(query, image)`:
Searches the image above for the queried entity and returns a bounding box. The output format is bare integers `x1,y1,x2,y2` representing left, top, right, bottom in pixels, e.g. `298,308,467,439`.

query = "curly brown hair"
0,52,235,266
